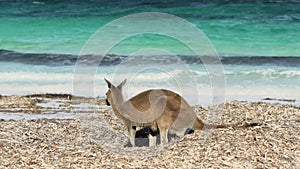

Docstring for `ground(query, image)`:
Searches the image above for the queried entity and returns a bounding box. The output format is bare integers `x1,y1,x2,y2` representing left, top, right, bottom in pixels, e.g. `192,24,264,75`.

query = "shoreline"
0,93,299,121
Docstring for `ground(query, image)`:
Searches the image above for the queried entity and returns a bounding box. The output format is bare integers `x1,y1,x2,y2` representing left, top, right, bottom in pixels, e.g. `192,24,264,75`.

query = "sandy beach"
0,94,299,168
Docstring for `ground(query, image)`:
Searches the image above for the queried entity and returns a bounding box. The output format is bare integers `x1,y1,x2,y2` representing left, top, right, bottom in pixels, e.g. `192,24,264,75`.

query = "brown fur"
104,78,258,146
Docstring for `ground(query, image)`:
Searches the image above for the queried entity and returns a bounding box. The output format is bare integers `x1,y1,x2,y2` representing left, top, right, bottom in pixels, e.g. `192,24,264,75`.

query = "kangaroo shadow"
124,127,195,147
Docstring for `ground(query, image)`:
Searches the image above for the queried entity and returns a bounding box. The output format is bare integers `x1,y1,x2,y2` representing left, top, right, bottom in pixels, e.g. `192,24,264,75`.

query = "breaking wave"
1,49,299,67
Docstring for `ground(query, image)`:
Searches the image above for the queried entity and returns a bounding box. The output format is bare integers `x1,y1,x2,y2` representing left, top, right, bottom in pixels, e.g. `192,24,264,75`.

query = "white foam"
0,72,74,83
0,68,298,107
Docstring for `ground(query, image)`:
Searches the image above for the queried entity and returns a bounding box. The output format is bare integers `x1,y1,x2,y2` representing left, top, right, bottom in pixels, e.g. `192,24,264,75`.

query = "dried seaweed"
0,96,299,168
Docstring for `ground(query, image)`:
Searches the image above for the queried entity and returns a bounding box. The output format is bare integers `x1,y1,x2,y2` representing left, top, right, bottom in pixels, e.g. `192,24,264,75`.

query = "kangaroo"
104,78,258,147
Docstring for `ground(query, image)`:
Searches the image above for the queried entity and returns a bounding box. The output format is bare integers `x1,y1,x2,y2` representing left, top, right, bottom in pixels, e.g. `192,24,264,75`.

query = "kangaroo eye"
106,90,111,96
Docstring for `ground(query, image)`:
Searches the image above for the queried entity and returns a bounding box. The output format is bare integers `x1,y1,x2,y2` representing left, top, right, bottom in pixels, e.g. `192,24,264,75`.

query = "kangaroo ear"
117,79,127,89
104,78,112,89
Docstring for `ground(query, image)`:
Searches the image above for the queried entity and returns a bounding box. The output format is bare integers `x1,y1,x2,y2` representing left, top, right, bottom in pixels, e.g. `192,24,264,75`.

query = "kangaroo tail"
193,118,260,130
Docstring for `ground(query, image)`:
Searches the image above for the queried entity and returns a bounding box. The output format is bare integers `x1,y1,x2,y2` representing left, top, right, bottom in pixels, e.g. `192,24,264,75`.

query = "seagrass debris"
0,96,299,168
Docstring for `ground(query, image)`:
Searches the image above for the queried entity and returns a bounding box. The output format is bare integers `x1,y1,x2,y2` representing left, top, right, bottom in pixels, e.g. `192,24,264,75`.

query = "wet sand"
0,94,299,168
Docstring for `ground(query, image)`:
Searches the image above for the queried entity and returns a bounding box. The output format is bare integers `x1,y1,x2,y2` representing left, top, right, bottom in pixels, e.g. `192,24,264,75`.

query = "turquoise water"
0,1,299,106
1,1,300,56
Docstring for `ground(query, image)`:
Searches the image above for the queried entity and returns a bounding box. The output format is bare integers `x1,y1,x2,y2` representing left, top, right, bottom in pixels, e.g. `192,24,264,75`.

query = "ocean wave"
0,72,74,84
1,68,297,86
224,69,300,79
1,49,299,67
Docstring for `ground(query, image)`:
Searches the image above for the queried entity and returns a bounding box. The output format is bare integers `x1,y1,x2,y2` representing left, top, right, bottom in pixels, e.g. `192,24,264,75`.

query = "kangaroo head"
104,78,127,106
